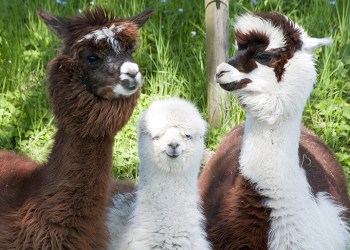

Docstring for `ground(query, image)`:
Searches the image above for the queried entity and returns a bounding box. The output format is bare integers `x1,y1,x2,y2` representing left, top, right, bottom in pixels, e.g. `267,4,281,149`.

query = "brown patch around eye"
264,48,295,82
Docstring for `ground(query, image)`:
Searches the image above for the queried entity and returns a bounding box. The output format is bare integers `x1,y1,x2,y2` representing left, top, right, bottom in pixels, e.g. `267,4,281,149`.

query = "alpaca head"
138,98,207,174
38,8,152,137
39,7,152,99
216,12,331,125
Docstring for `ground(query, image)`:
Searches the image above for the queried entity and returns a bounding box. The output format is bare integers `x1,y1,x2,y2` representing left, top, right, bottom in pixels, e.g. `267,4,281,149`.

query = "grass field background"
0,0,349,181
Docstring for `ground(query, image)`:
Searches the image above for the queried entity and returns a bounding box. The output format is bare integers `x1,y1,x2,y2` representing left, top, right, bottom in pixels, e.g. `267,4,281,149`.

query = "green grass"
0,0,349,181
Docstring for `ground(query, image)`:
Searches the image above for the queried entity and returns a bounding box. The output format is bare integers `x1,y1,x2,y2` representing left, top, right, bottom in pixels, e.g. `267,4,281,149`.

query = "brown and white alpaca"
199,12,350,250
0,7,152,249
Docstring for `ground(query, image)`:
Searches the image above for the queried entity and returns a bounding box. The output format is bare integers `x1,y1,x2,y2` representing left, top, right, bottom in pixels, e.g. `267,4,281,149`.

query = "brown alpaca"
0,7,152,249
200,12,350,249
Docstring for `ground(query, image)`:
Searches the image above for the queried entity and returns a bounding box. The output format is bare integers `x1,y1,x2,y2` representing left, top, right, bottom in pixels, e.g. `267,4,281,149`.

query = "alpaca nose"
126,70,139,78
120,62,140,79
168,142,180,149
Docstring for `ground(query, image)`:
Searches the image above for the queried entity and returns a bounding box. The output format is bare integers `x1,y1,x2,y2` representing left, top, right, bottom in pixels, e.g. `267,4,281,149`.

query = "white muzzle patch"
216,62,248,85
113,62,142,96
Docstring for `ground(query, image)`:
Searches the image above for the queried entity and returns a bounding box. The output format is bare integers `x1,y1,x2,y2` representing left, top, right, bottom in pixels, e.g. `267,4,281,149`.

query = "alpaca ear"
128,8,153,28
37,9,69,38
302,37,332,52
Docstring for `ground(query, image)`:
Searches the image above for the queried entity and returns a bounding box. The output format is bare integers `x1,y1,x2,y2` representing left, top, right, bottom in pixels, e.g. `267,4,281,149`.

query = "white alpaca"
109,97,211,250
213,12,349,249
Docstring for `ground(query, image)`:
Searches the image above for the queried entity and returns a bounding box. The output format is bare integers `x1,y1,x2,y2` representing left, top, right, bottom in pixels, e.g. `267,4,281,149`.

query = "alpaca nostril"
127,71,139,78
216,71,228,79
168,142,180,149
120,62,140,79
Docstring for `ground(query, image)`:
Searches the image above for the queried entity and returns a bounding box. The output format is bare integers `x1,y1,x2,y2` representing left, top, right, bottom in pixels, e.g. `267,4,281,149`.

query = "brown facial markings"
220,79,252,91
253,12,303,81
259,48,291,81
253,12,303,50
74,45,124,99
228,30,270,75
235,30,270,50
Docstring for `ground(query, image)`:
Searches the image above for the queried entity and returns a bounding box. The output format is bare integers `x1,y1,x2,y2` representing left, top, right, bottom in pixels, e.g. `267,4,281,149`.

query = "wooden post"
205,0,229,128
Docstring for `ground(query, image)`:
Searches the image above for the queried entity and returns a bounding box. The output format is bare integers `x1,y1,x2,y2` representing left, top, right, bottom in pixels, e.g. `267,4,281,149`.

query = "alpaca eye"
185,134,192,139
86,55,99,64
256,53,274,63
152,135,160,140
126,41,137,53
126,44,135,52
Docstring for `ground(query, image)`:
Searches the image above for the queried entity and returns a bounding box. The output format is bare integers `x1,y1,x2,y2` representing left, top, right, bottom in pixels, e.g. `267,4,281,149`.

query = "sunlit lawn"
0,0,349,181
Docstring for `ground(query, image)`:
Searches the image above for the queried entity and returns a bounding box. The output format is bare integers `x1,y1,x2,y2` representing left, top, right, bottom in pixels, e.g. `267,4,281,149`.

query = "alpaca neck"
239,114,309,199
39,128,114,215
136,161,200,218
139,162,199,195
122,159,208,249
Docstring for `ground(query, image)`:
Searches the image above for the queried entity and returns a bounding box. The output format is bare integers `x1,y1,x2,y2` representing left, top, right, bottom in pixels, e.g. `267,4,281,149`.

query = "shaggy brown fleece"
0,7,152,249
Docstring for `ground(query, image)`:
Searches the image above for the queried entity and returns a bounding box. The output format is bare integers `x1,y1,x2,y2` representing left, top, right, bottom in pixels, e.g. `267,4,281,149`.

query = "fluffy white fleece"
108,97,211,250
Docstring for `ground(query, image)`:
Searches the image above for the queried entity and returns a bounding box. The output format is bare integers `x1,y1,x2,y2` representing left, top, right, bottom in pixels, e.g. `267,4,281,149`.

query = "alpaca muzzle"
216,62,252,91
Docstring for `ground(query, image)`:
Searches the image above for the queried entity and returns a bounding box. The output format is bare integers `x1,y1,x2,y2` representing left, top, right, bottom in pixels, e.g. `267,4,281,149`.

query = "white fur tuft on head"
138,97,207,139
77,24,125,53
137,97,207,174
234,13,286,50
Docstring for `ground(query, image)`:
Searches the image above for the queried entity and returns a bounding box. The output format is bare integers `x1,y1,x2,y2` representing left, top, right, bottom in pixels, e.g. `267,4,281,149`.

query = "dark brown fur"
199,125,350,249
0,7,152,249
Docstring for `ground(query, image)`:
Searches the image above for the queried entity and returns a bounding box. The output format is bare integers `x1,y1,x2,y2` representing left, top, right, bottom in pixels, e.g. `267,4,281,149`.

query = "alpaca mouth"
113,79,140,97
166,152,180,158
219,78,252,91
121,79,139,91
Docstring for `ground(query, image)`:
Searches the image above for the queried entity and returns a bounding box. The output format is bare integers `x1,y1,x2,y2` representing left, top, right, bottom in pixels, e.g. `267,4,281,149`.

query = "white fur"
217,13,349,250
77,24,125,53
113,62,142,96
108,98,211,250
108,193,135,247
235,13,286,50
